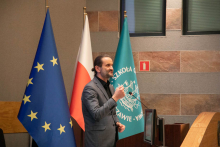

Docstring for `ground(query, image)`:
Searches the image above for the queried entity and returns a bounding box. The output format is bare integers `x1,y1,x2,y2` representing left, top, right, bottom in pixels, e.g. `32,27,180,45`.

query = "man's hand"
112,85,125,102
116,122,125,133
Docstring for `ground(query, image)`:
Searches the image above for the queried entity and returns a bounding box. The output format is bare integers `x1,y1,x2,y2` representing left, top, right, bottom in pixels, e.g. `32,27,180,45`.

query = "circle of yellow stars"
24,56,72,135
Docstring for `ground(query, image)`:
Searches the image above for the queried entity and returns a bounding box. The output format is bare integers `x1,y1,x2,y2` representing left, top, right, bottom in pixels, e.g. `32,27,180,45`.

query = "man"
81,55,125,147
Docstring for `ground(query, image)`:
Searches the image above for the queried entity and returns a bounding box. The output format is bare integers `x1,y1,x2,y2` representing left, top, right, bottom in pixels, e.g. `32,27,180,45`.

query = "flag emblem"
117,80,140,112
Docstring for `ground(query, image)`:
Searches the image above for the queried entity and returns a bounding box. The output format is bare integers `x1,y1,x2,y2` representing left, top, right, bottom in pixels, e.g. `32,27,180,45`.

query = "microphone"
129,92,149,109
129,92,160,120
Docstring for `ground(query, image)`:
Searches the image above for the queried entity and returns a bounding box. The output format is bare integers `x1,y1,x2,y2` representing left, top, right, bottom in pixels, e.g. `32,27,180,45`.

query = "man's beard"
101,70,113,79
106,72,113,78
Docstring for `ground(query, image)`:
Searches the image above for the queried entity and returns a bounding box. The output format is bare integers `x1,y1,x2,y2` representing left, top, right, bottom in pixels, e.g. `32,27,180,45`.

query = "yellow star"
23,95,31,104
69,119,73,128
27,78,33,87
42,121,51,132
27,110,38,121
34,62,44,72
50,56,58,66
57,124,65,135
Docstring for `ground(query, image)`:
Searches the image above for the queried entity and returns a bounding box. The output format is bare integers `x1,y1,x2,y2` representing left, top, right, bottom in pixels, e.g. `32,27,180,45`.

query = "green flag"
110,17,144,139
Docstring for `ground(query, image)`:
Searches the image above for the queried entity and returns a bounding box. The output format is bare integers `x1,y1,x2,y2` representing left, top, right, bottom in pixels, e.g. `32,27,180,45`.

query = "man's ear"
95,65,101,73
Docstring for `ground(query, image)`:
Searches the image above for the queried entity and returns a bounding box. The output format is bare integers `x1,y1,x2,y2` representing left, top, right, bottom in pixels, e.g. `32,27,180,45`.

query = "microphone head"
129,92,132,95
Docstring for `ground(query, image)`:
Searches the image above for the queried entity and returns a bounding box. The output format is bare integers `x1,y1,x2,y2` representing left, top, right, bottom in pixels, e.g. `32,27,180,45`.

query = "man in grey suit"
81,55,125,147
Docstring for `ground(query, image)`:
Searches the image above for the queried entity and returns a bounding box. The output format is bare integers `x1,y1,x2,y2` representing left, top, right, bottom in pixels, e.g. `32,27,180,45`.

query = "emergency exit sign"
139,60,150,71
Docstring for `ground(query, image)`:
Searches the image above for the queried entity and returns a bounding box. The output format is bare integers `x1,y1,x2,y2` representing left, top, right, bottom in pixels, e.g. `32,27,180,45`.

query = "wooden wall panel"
0,102,27,133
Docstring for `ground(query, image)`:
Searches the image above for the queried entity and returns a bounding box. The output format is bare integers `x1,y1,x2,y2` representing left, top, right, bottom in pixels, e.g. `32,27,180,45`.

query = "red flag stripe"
70,61,91,131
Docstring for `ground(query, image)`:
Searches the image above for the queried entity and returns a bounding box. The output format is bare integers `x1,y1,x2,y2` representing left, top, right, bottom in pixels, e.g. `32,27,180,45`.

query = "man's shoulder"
84,78,97,90
82,79,98,98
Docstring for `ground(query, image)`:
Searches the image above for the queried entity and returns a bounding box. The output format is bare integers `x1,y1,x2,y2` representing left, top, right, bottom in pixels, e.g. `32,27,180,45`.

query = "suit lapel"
93,77,109,100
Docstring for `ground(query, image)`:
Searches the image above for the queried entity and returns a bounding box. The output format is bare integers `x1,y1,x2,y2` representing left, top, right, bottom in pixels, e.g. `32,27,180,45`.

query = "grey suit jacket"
81,76,119,147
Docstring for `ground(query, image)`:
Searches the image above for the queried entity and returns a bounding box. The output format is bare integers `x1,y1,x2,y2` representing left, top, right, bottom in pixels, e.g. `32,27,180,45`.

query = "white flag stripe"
71,33,82,86
78,15,93,79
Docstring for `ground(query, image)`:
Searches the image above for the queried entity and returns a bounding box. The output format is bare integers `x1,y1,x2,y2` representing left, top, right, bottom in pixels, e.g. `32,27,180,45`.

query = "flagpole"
83,7,87,27
29,1,50,146
45,0,49,13
80,8,87,147
124,11,127,18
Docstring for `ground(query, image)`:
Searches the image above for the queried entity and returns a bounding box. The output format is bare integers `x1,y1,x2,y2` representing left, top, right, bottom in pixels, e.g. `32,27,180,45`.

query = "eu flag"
18,9,76,147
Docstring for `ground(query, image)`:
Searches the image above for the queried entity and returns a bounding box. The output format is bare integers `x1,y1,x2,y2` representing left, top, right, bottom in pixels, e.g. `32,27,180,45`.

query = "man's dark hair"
92,54,111,75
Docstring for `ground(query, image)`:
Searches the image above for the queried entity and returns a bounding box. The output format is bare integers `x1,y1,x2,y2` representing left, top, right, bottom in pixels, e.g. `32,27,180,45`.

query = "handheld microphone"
129,92,149,109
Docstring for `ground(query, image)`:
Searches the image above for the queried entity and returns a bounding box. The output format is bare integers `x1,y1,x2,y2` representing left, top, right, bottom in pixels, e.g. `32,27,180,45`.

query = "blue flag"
18,10,76,147
110,17,144,139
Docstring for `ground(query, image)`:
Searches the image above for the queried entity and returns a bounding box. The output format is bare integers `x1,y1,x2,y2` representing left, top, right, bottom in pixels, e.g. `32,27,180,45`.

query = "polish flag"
70,15,93,131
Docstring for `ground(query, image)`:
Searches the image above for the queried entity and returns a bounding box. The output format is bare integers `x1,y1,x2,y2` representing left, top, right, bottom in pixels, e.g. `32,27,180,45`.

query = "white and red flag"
69,15,93,131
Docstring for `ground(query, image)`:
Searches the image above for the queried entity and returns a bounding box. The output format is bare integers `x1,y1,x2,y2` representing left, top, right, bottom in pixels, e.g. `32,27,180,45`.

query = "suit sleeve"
112,109,119,123
82,85,117,122
111,88,120,123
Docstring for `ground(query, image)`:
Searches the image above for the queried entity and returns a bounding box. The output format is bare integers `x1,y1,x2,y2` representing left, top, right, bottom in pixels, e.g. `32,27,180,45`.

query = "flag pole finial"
45,0,49,13
83,7,87,27
124,11,127,18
